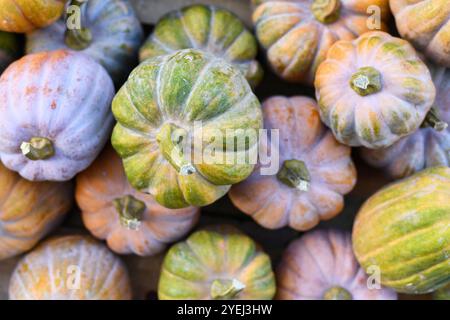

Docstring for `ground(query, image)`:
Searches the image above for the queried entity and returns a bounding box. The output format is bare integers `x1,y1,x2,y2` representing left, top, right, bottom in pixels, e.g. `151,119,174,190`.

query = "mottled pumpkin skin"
9,235,132,300
158,227,276,300
229,96,356,231
0,31,19,74
315,31,436,148
140,4,262,88
252,0,390,85
0,163,72,261
353,166,450,294
433,283,450,300
76,146,200,256
112,49,262,209
0,50,114,181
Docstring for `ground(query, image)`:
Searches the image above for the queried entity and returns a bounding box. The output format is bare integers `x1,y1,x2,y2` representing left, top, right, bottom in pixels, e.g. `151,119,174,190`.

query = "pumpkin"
352,166,450,294
252,0,390,85
139,4,263,88
111,49,262,209
229,96,356,231
0,31,19,74
9,235,132,300
277,229,397,300
0,162,72,261
158,227,276,300
361,64,450,178
315,31,436,149
0,50,114,181
75,145,200,256
433,283,450,300
26,0,143,85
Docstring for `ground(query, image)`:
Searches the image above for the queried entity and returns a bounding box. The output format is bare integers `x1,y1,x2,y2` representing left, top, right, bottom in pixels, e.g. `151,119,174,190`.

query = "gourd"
252,0,390,85
9,235,132,300
0,50,115,181
433,283,450,300
158,227,276,300
0,162,72,261
139,4,263,88
26,0,143,85
111,49,262,209
229,96,356,231
353,166,450,294
0,0,66,33
0,31,19,74
390,0,450,67
277,229,397,300
75,145,200,256
315,31,436,148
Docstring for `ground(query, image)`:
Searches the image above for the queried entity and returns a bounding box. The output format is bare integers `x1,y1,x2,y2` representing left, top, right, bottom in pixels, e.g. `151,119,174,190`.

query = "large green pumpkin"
353,166,450,294
0,31,19,74
111,49,262,209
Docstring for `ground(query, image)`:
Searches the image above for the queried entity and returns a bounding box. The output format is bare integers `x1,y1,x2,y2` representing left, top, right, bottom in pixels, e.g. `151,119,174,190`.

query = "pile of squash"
0,0,448,300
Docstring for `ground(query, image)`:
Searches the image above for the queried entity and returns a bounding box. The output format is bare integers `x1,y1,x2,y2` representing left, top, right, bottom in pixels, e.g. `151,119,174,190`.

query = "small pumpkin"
352,166,450,294
0,162,72,261
315,31,436,148
26,0,143,85
111,49,262,209
252,0,390,85
433,283,450,300
158,227,276,300
9,235,132,300
76,145,200,256
0,50,114,181
229,96,356,231
0,31,19,74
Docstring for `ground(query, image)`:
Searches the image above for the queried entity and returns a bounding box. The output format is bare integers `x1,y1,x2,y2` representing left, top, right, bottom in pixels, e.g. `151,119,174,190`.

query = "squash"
0,162,72,261
277,229,397,300
111,49,262,209
252,0,390,85
8,235,132,300
158,226,276,300
229,96,356,231
361,64,449,178
433,283,450,300
0,50,114,181
26,0,143,85
315,31,436,149
0,0,66,33
75,145,200,256
390,0,450,67
139,4,262,88
352,166,450,294
0,31,19,74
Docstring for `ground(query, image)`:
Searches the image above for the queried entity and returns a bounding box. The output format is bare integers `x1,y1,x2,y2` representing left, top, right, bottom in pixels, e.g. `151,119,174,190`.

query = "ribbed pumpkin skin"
9,235,132,300
76,146,200,256
252,0,390,85
277,229,397,300
352,166,450,294
139,4,262,88
315,31,436,148
0,31,19,74
111,49,262,209
229,96,356,231
0,163,72,261
158,227,276,300
391,0,450,67
0,50,114,181
0,0,65,33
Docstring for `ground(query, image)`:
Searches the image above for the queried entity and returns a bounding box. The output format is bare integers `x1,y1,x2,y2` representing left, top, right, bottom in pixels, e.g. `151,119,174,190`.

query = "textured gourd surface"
0,31,18,73
433,283,450,300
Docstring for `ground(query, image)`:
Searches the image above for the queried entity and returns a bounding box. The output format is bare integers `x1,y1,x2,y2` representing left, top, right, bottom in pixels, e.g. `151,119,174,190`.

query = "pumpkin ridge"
10,0,35,29
148,35,174,53
91,258,121,299
123,84,158,130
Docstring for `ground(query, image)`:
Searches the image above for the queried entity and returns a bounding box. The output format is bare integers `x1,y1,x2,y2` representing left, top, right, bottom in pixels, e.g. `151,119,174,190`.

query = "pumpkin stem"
350,67,383,96
65,0,92,50
277,159,310,191
323,286,353,300
210,279,246,300
311,0,341,24
422,106,448,132
113,195,146,230
20,137,55,161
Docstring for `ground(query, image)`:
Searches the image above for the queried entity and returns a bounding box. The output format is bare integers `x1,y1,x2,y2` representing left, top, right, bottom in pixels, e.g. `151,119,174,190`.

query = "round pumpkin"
76,145,200,256
9,235,132,300
111,49,262,209
433,283,450,300
315,31,436,149
229,96,356,231
0,162,72,261
0,50,114,181
0,31,19,74
252,0,390,85
158,227,276,300
352,166,450,294
26,0,143,85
